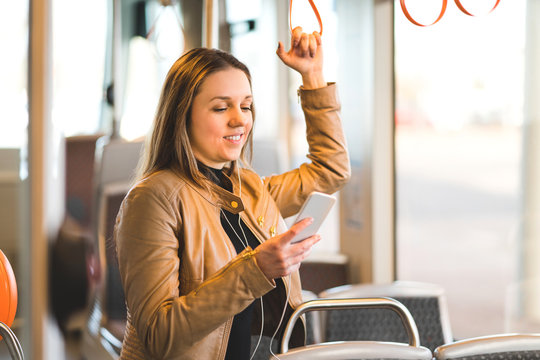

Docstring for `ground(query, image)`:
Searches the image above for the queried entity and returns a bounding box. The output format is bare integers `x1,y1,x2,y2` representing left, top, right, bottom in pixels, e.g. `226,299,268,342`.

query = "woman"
115,27,350,359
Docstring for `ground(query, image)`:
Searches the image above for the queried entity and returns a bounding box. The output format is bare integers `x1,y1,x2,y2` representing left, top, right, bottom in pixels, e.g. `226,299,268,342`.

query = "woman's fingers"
314,31,321,46
279,217,313,245
299,33,310,56
290,27,320,58
291,26,303,47
255,228,320,279
308,33,318,57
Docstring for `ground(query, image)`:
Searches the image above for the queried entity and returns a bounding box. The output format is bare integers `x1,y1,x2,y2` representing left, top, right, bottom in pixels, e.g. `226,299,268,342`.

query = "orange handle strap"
454,0,501,16
289,0,323,35
400,0,448,27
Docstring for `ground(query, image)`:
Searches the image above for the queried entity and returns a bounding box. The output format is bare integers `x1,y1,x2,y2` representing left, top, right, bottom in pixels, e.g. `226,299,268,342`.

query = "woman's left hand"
276,26,325,89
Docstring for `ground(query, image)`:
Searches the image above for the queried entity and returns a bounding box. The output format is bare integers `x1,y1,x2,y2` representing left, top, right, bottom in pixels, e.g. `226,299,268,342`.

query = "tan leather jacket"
115,83,350,359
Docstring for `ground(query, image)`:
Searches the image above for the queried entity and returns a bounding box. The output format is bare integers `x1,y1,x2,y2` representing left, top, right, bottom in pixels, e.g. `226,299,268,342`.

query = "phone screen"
290,192,336,243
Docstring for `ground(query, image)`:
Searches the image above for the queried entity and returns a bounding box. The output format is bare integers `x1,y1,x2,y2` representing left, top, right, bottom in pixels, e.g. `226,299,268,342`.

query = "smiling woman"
189,68,253,169
114,31,350,360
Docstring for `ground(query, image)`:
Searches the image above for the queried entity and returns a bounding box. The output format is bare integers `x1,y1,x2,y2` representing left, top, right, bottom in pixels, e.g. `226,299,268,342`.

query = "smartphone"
290,191,336,243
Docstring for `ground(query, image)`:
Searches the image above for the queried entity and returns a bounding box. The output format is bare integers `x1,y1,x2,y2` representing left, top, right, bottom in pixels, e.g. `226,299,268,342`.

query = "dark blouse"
204,166,261,360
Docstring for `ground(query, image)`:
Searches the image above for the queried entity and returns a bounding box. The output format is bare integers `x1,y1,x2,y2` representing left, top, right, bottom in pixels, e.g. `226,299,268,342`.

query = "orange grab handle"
0,250,17,330
400,0,448,27
454,0,501,16
289,0,323,35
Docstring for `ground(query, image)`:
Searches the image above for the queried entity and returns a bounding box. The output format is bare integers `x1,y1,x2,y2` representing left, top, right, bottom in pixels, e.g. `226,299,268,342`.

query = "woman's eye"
242,106,252,112
213,108,227,112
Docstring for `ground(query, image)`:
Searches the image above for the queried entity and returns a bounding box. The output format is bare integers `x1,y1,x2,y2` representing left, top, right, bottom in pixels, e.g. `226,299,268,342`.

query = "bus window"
395,0,527,338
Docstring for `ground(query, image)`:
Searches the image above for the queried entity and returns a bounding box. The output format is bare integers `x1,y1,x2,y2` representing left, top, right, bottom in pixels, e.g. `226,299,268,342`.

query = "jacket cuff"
238,248,276,297
298,82,339,110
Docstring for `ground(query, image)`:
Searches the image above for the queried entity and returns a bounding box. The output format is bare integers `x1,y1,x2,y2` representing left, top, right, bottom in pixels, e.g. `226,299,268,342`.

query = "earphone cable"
268,274,292,359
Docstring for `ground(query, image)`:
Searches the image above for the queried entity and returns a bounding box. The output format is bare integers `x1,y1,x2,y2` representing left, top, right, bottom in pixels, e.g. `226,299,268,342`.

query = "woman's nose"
228,107,250,127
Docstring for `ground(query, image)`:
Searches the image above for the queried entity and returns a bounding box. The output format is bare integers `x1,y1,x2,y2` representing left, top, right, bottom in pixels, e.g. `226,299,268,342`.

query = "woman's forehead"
197,68,252,100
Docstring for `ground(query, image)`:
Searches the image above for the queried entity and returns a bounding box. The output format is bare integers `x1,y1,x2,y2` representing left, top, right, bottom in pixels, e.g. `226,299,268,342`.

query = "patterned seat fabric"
325,296,444,351
448,351,540,360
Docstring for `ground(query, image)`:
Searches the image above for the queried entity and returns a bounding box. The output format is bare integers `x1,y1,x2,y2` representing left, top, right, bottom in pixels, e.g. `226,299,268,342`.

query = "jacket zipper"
218,317,233,360
238,213,307,347
239,213,293,308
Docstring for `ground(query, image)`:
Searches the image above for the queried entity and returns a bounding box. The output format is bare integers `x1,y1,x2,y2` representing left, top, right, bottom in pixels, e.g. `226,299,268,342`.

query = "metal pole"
203,0,219,48
111,0,122,139
521,0,540,322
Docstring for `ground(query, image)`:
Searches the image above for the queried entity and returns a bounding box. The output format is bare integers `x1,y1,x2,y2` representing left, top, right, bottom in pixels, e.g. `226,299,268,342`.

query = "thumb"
276,41,287,61
280,217,313,245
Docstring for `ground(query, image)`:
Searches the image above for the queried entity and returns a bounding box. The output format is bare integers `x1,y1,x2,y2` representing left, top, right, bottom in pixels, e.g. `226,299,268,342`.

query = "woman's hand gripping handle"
276,26,325,90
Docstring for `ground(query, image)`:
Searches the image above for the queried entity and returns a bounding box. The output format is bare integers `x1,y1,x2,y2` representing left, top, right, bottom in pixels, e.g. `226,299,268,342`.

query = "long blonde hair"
139,48,254,185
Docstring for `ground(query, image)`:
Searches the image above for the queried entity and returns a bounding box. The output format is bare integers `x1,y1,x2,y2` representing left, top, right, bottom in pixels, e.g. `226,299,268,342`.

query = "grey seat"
275,297,433,360
434,334,540,360
319,280,453,352
83,137,144,359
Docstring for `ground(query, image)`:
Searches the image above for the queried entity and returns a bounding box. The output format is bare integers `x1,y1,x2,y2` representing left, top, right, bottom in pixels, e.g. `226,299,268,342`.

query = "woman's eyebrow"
210,95,253,101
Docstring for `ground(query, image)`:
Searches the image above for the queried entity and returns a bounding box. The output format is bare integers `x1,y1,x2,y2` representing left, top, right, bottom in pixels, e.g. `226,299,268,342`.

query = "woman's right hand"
254,218,321,280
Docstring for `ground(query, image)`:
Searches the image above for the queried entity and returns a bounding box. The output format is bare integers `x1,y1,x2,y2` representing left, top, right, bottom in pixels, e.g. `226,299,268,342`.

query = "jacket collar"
185,169,245,214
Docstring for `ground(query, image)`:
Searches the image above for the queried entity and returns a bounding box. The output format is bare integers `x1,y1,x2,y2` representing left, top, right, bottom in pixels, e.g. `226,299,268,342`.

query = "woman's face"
189,67,253,169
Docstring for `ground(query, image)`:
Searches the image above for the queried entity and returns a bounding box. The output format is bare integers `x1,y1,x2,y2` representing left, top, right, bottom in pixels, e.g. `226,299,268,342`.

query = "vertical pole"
111,0,122,139
521,0,540,321
28,0,50,357
29,0,66,357
203,0,219,48
372,0,395,283
338,0,395,284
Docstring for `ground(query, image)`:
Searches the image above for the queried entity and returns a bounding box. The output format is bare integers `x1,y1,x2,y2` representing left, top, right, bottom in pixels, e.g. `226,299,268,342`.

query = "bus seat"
0,250,24,360
83,137,143,359
299,253,349,294
434,333,540,360
65,134,103,230
275,297,432,360
318,281,453,351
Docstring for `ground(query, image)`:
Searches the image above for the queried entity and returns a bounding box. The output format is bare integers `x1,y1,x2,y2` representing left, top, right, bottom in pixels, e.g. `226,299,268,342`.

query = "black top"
203,166,261,360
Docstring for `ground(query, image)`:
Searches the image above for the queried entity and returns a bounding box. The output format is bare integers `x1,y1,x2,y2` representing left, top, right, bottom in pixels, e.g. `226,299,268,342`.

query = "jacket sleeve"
263,83,351,218
115,184,275,359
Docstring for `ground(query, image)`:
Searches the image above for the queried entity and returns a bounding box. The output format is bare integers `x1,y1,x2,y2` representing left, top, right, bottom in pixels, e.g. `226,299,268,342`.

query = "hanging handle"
289,0,323,35
454,0,501,16
400,0,448,27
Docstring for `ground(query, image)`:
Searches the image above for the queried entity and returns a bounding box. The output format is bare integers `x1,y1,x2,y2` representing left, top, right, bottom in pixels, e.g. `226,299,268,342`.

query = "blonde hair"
139,48,254,185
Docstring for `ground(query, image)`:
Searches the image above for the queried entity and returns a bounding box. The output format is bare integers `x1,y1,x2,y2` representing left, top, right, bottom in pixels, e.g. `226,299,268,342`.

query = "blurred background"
1,0,540,358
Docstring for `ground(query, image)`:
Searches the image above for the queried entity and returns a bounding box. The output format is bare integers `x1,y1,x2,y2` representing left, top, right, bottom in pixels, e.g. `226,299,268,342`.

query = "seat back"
319,281,453,351
99,183,131,324
93,137,144,320
435,334,540,360
0,250,24,360
299,253,349,295
275,341,433,360
65,134,103,229
86,138,144,356
0,250,17,331
276,297,432,360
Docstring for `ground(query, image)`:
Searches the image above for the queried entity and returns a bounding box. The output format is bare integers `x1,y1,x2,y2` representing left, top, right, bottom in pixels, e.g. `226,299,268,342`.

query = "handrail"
0,322,24,360
280,297,421,354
